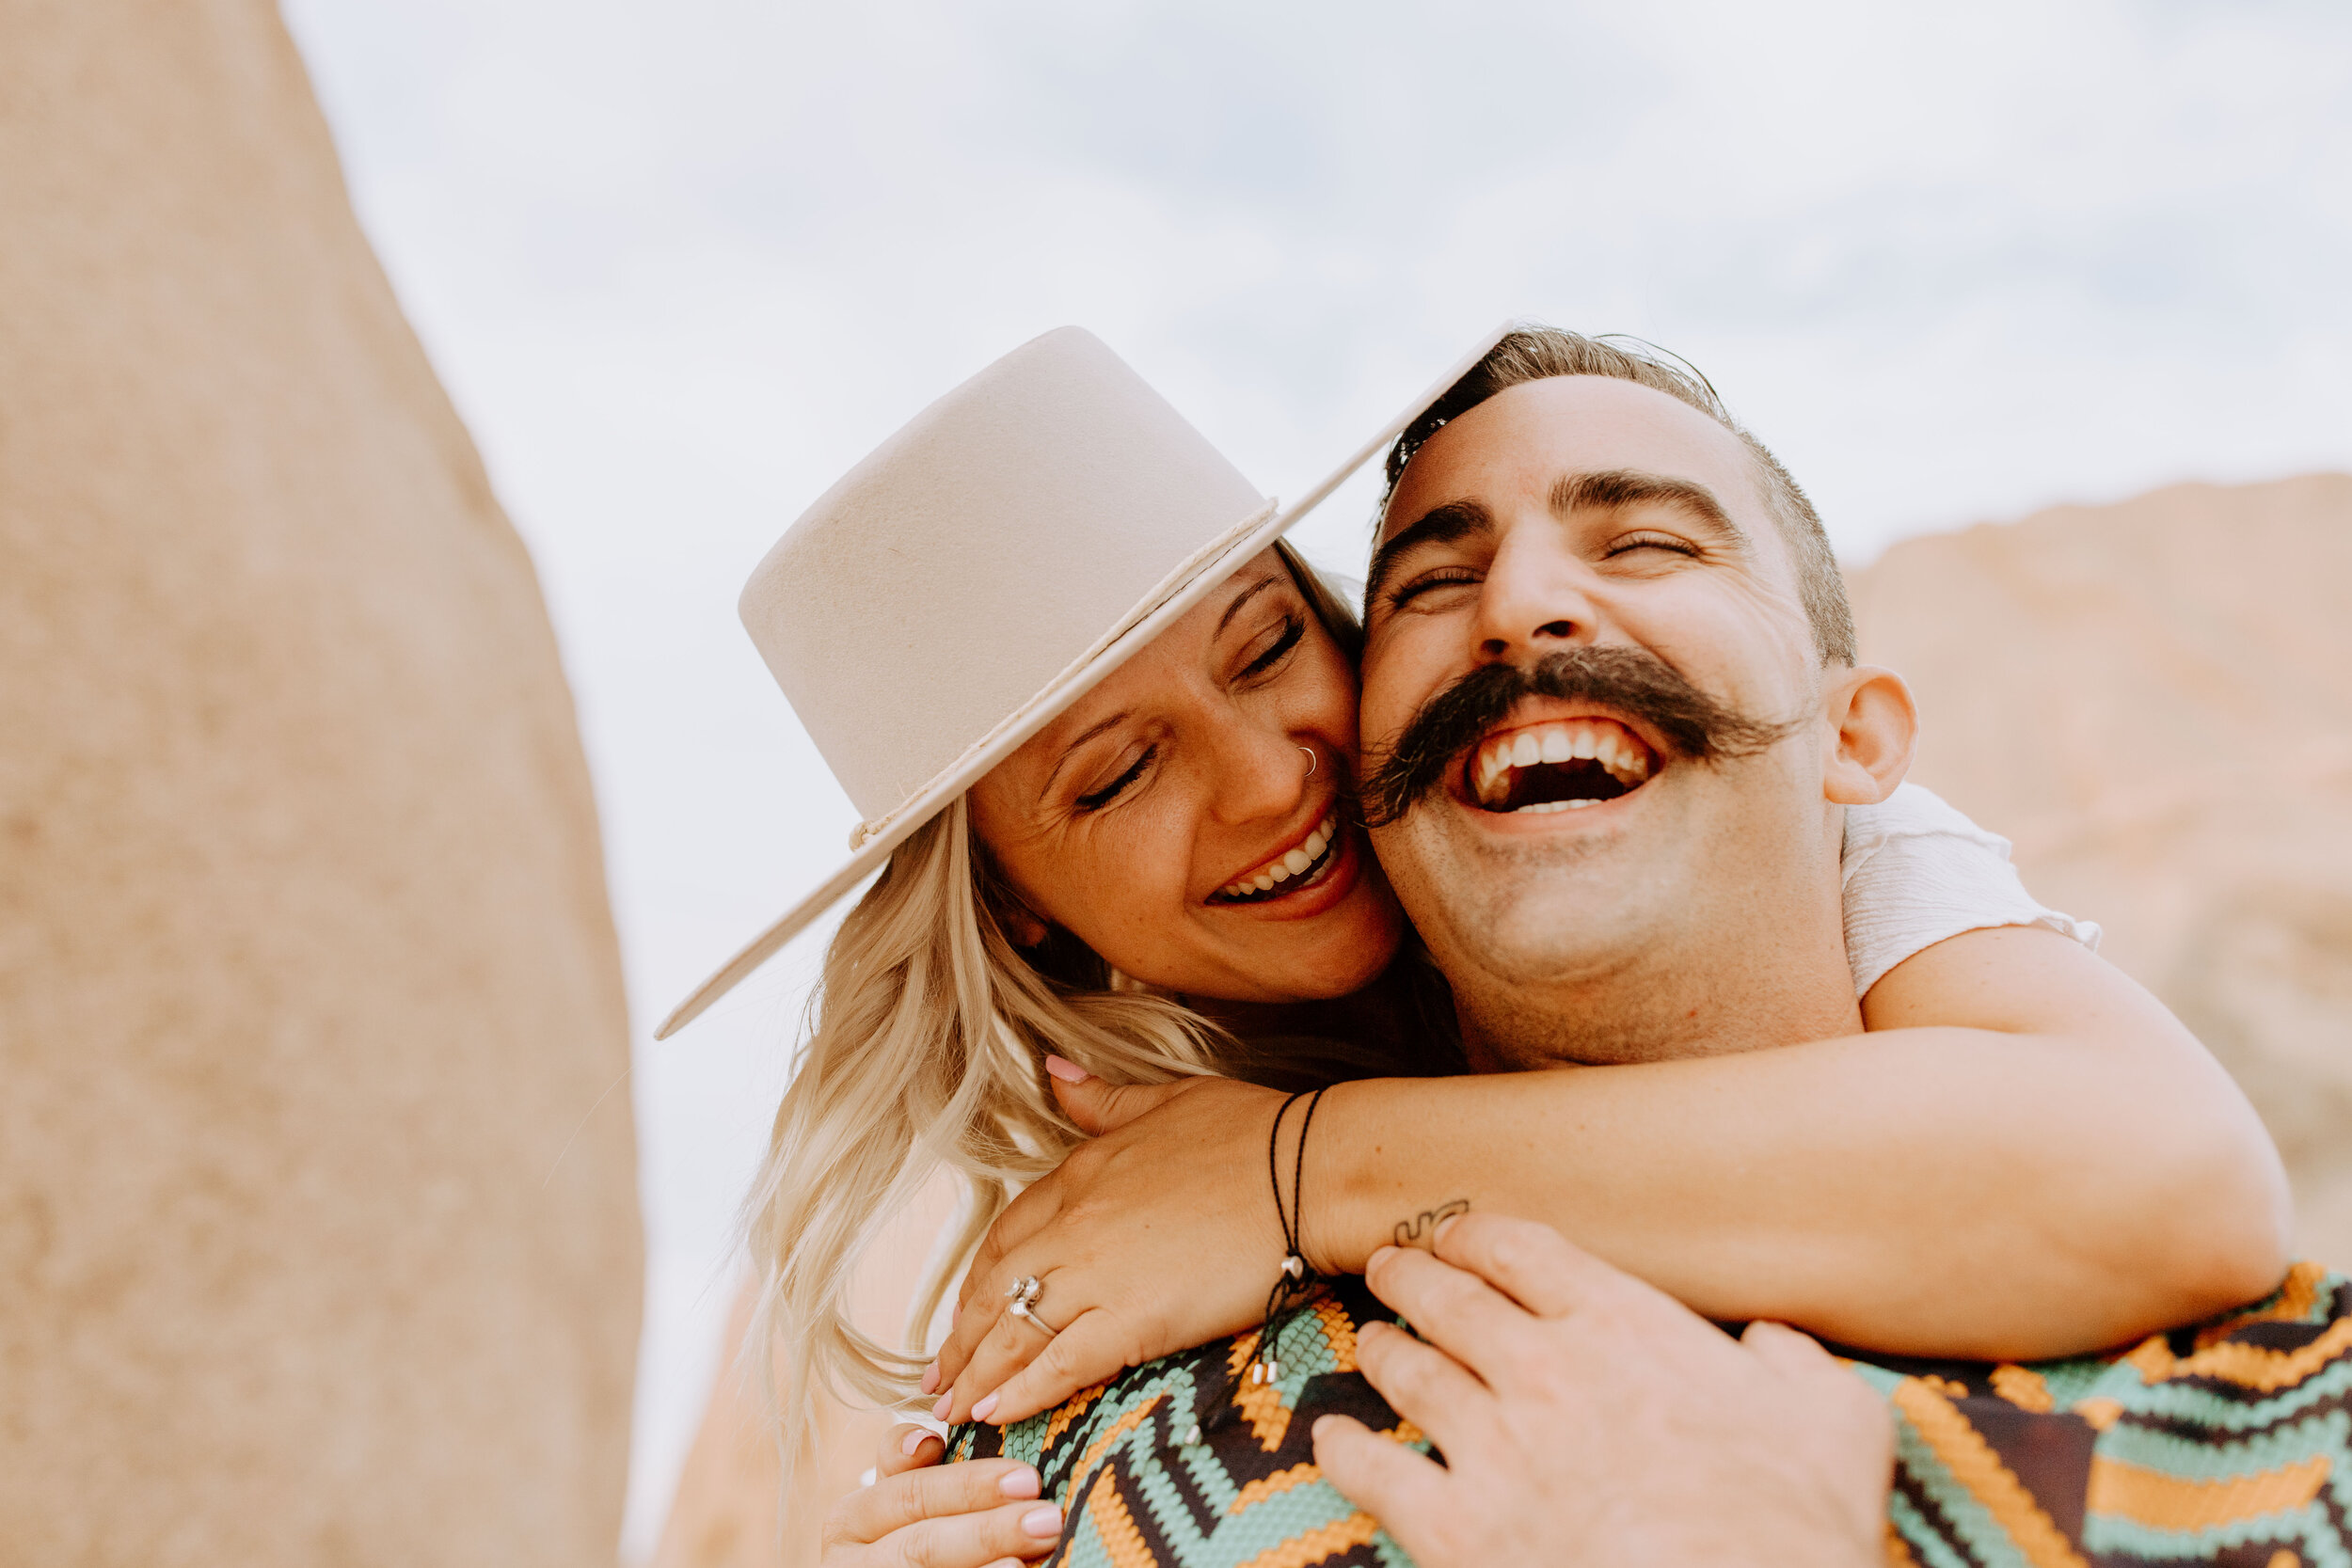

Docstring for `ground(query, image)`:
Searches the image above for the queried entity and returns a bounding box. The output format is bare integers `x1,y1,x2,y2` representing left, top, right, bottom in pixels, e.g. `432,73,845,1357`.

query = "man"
1352,337,1898,1077
923,330,2341,1567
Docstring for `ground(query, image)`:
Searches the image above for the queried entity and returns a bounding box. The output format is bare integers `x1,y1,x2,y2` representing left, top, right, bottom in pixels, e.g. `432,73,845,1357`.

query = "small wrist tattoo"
1392,1199,1470,1251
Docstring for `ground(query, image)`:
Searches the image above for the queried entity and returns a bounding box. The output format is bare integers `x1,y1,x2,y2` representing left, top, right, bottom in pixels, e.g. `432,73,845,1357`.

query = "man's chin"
1372,800,1668,984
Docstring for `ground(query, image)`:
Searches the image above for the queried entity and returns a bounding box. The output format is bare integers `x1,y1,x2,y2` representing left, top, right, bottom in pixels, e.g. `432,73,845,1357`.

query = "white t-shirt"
1840,783,2101,997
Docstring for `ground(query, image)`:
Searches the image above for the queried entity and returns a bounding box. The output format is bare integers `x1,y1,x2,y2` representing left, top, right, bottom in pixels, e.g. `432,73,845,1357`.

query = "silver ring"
1005,1275,1060,1335
1009,1298,1060,1335
1300,745,1317,779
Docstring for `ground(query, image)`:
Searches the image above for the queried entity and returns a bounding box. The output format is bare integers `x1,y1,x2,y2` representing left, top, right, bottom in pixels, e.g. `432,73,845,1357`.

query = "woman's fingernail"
932,1393,952,1422
1434,1212,1463,1243
1368,1244,1398,1271
1021,1505,1061,1537
1312,1416,1335,1441
952,1300,962,1326
1044,1054,1089,1084
919,1363,940,1395
997,1465,1041,1499
901,1428,930,1456
972,1392,999,1422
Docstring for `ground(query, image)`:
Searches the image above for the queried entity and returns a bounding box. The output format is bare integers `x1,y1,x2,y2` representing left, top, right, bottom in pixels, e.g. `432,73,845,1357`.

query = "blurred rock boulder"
1850,473,2352,1268
0,2,640,1564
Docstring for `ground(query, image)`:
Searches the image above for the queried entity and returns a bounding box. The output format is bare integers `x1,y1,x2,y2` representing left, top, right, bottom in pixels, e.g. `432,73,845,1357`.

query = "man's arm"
930,928,2286,1427
1312,1213,1893,1568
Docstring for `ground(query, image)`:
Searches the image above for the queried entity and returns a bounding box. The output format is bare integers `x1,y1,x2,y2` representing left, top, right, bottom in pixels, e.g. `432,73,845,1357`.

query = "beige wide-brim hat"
656,322,1510,1038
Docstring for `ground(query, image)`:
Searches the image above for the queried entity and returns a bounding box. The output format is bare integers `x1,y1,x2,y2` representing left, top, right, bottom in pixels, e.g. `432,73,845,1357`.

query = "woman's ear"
1820,665,1917,806
982,882,1049,947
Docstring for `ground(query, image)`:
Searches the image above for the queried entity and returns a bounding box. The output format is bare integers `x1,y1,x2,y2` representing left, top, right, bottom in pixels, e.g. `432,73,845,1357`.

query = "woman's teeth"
1470,720,1654,811
1216,816,1337,901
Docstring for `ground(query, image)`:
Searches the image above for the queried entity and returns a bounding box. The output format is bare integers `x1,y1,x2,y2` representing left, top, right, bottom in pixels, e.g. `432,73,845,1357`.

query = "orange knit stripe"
2127,1316,2352,1392
1081,1466,1159,1568
1232,1510,1383,1568
1043,1385,1103,1447
2086,1453,2329,1532
2196,1263,2329,1350
1991,1364,2056,1413
1228,1462,1324,1514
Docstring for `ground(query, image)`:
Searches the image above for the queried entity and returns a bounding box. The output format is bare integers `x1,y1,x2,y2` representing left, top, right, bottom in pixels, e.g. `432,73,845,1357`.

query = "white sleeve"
1840,783,2101,998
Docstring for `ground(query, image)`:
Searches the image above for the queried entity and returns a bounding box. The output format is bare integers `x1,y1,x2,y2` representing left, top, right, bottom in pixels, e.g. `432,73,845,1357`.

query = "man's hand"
818,1423,1061,1568
1312,1213,1892,1568
927,1069,1297,1426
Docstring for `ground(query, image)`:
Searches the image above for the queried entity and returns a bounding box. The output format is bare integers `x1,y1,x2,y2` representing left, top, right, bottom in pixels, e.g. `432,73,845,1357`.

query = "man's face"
1359,374,1839,1059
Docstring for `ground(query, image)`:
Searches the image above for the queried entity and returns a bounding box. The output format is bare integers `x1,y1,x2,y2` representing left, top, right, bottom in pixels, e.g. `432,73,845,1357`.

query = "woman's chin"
1205,892,1409,1004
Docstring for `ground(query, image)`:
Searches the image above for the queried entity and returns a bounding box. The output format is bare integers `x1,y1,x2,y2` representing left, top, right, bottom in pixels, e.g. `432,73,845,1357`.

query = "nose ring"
1300,745,1317,779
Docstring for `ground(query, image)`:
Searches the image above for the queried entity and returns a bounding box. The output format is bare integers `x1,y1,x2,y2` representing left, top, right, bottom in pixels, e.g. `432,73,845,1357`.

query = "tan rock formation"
1849,473,2352,1269
0,3,641,1564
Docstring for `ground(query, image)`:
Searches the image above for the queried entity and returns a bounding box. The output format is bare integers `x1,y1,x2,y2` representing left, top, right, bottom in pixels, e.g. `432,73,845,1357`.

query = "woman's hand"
926,1067,1304,1428
818,1422,1062,1568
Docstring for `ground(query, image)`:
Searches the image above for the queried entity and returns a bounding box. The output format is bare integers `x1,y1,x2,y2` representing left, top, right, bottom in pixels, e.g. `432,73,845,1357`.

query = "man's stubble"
1370,740,1862,1072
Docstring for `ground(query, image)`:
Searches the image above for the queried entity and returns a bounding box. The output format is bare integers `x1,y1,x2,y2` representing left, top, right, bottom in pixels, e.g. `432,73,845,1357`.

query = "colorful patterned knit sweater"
953,1263,2352,1568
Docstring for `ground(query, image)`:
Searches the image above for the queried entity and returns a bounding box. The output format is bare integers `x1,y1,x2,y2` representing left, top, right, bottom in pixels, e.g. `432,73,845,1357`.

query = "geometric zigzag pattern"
952,1276,1422,1568
1854,1260,2352,1568
954,1265,2352,1568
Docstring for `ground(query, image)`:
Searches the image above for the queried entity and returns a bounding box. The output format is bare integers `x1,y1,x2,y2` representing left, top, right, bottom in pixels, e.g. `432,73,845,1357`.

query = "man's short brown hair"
1383,327,1857,666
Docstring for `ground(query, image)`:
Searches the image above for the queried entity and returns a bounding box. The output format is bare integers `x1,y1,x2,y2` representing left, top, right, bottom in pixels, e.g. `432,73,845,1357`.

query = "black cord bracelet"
1184,1085,1329,1446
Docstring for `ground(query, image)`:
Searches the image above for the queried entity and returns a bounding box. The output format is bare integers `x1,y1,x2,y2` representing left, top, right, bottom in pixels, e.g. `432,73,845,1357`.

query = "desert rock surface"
0,3,641,1564
1850,472,2352,1270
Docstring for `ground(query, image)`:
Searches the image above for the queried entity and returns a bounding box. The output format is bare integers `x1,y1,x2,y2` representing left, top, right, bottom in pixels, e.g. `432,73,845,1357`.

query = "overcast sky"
275,1,2352,1554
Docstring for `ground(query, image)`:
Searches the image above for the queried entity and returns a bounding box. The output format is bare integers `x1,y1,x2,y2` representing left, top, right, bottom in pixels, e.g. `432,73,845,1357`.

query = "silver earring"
1300,745,1317,779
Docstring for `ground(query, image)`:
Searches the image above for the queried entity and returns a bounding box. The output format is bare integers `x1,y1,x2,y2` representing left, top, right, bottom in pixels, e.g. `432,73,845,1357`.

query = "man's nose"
1471,523,1601,664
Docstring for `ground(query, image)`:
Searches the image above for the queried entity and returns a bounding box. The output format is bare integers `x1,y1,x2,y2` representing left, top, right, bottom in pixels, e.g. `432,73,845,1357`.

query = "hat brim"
654,319,1515,1039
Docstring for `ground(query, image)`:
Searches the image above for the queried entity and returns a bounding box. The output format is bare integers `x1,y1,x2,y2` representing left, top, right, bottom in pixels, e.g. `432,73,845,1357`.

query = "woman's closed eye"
1074,744,1156,813
1233,612,1305,684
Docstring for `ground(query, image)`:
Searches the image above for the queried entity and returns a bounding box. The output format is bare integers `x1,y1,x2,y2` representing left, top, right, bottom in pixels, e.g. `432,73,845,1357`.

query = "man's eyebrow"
1553,469,1751,553
1040,711,1128,799
1366,499,1495,606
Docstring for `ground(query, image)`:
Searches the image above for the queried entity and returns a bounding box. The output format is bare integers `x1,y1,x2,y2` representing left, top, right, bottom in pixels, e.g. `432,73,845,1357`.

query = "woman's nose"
1206,722,1311,828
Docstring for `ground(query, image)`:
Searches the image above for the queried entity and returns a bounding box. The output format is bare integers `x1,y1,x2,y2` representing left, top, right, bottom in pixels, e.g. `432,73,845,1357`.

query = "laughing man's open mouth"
1467,718,1657,815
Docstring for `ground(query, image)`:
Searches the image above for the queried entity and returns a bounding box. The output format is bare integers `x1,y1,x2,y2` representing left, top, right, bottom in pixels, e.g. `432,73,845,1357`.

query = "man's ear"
1820,665,1916,806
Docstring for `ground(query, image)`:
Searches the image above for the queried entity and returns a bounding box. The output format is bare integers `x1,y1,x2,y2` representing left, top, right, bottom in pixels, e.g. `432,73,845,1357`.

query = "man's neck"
1449,909,1863,1071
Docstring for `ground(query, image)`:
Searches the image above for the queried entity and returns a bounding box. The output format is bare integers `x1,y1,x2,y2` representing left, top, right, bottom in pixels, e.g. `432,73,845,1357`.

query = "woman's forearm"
1310,939,2290,1359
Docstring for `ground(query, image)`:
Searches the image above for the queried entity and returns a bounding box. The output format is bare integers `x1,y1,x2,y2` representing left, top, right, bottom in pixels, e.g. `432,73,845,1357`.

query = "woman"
662,326,2289,1564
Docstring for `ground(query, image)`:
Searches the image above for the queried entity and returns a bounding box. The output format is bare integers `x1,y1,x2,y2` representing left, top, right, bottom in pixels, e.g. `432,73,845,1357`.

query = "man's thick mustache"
1359,647,1801,829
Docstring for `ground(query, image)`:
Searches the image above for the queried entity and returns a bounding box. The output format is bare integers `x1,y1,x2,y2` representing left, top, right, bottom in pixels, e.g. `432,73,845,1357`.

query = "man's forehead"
1381,375,1763,543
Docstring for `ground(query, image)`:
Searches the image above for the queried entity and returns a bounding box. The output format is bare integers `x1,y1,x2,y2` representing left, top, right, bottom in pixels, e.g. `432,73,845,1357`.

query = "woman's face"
970,550,1406,1003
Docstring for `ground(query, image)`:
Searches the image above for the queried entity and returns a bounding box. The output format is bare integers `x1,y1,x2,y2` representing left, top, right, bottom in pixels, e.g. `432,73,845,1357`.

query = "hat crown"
740,327,1267,822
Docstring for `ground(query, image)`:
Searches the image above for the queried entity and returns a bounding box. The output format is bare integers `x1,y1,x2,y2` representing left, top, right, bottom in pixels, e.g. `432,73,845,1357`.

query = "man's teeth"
1218,816,1336,900
1471,721,1654,808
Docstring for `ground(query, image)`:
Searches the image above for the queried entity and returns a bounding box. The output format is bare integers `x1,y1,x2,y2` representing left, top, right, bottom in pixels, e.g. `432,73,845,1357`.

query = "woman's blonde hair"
739,541,1399,1499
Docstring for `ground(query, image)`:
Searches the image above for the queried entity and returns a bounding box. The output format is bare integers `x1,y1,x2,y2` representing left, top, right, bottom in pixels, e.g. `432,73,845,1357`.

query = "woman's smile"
1210,801,1338,901
1206,804,1363,919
